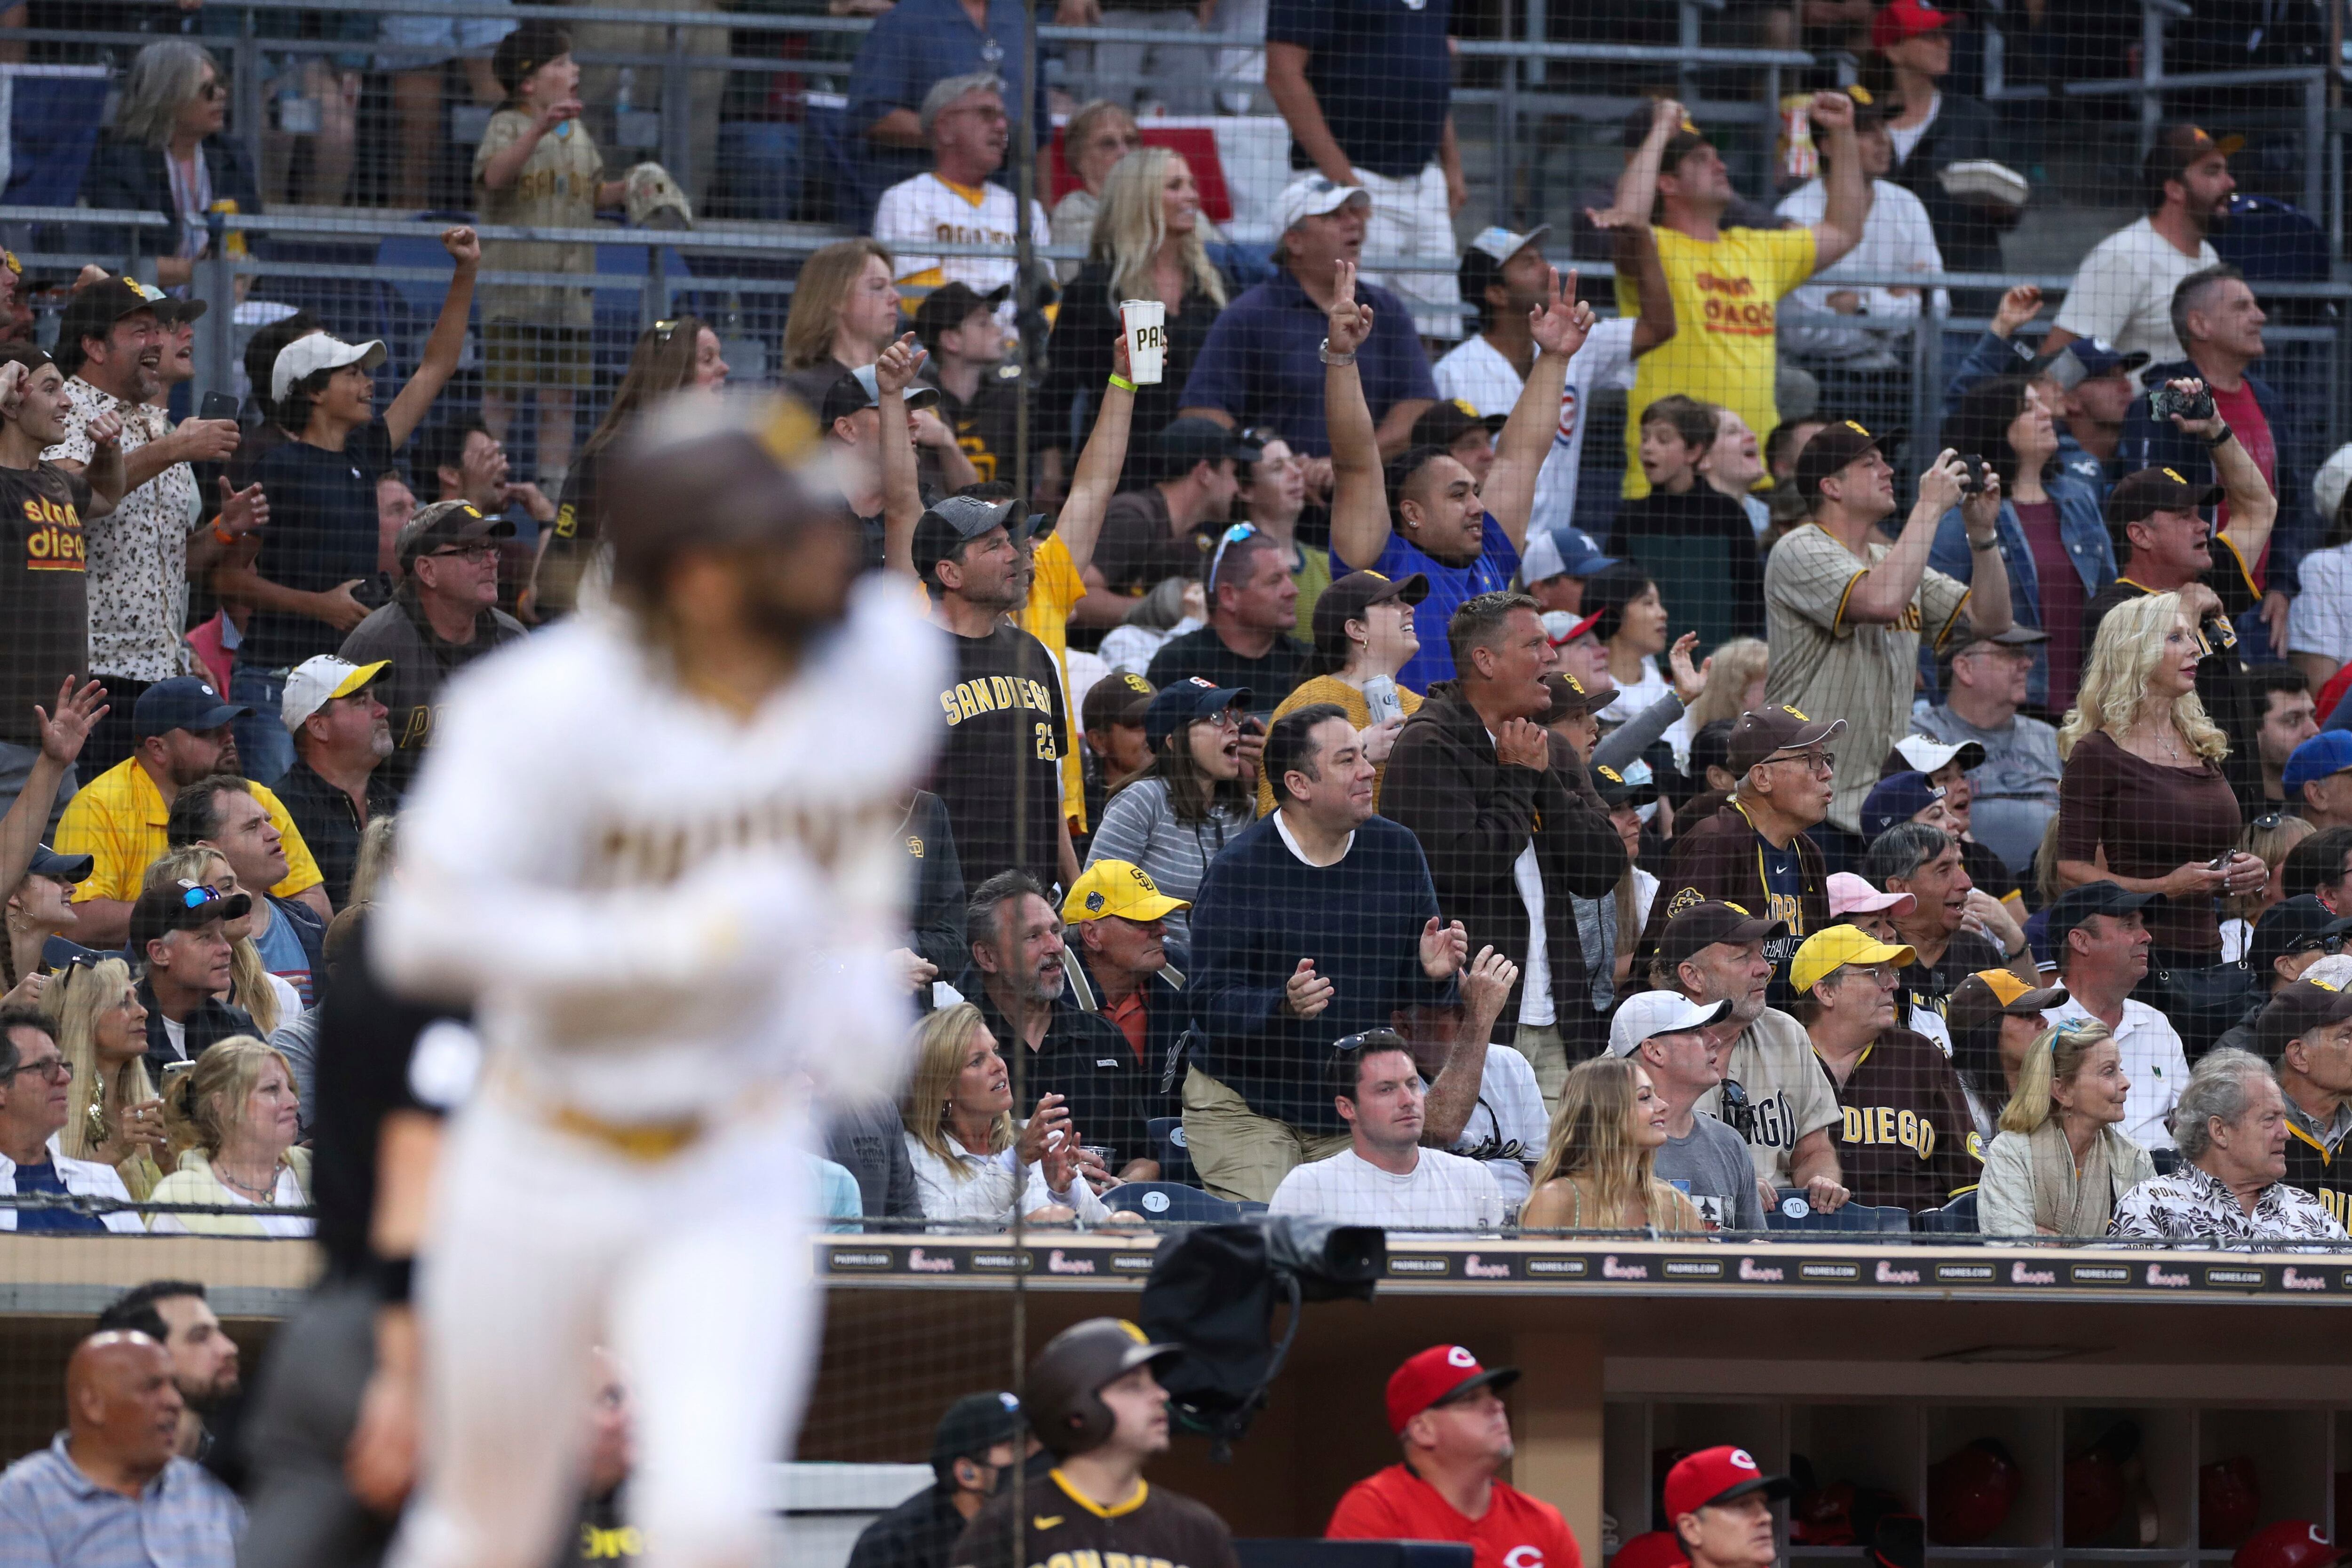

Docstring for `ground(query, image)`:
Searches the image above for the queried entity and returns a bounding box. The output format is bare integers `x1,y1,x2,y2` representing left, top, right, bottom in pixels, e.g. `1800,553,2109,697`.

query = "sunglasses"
173,882,229,913
651,318,683,343
1333,1029,1407,1054
2250,811,2288,833
1207,521,1258,595
425,541,501,563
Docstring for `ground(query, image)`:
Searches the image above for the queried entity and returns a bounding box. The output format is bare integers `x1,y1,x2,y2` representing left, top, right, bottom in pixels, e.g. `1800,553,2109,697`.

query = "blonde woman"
1662,635,1767,772
1978,1019,2154,1237
1042,146,1228,476
2056,592,2265,970
149,1036,313,1238
46,957,166,1200
2222,810,2312,963
1520,1055,1705,1232
897,1004,1109,1227
145,847,294,1035
346,814,398,911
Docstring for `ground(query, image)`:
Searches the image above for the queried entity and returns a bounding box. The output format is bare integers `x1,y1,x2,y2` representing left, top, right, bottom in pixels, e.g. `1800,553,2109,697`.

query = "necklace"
215,1162,278,1204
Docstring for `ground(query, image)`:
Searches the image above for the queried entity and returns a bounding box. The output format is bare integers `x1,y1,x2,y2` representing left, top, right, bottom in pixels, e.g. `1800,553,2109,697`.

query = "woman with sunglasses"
1520,1054,1703,1232
46,956,165,1200
1255,570,1427,817
1082,681,1255,946
1979,1018,2153,1237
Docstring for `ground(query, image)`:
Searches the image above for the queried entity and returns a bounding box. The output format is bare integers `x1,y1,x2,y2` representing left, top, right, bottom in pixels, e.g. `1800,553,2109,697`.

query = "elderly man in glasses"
129,879,254,1083
1793,923,1981,1214
0,1006,144,1233
1266,1028,1501,1232
339,499,528,794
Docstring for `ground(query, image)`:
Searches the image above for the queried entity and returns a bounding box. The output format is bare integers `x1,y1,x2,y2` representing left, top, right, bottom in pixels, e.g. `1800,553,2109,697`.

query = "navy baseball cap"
2036,337,2150,391
2285,730,2352,791
1143,676,1250,752
132,676,249,740
929,1391,1023,1471
27,844,90,883
2045,880,2157,954
1859,770,1947,841
2248,895,2352,979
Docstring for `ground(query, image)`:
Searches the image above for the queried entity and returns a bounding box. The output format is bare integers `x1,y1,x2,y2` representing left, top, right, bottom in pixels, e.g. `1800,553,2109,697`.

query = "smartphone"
199,391,238,424
2209,852,2233,871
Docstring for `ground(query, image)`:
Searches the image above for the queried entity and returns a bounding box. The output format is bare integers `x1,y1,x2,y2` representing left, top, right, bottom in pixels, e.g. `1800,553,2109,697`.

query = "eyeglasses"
1764,750,1836,776
196,79,226,101
1193,708,1243,734
7,1055,71,1084
426,542,501,563
1207,521,1258,594
1842,963,1903,986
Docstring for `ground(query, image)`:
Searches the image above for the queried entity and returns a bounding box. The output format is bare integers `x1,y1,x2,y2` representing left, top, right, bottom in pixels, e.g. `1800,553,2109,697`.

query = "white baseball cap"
271,332,388,404
282,655,389,734
1607,990,1732,1057
1887,733,1987,776
1275,173,1370,235
2315,442,2352,531
1466,223,1552,266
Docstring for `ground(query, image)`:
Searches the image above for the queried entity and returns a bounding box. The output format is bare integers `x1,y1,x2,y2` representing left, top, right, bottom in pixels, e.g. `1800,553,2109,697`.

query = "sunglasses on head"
1207,521,1258,594
1333,1028,1407,1054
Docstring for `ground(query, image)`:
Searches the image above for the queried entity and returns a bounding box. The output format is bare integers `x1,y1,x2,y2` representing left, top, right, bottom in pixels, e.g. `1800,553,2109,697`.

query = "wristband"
2207,425,2235,450
1319,338,1355,367
1969,536,2000,553
211,523,237,545
1107,373,1136,394
372,1255,415,1305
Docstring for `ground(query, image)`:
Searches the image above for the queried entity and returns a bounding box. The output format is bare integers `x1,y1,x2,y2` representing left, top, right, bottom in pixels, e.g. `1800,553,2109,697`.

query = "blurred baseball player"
375,392,942,1568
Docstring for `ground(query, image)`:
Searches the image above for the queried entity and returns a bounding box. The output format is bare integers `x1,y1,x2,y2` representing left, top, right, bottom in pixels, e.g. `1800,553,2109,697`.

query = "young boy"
1611,394,1765,644
473,22,627,490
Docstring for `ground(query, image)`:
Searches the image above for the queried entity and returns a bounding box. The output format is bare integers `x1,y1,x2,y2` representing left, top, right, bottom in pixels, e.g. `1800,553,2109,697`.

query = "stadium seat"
3,67,110,208
1913,1191,1979,1235
1237,1544,1472,1568
1101,1182,1241,1223
1145,1116,1196,1185
1767,1189,1911,1235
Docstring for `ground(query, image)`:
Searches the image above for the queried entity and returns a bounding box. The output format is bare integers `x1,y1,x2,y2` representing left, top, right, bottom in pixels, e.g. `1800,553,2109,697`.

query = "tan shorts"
1180,1066,1349,1204
484,320,593,395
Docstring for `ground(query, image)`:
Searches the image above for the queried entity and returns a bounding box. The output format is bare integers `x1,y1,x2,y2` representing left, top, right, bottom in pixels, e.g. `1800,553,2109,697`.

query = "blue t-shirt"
13,1158,105,1233
253,904,314,1007
846,0,1046,187
1265,0,1455,178
246,418,396,669
1373,514,1521,690
1177,271,1438,458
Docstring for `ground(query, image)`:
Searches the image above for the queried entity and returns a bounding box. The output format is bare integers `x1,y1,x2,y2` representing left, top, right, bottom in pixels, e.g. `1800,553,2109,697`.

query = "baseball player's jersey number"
1034,721,1059,761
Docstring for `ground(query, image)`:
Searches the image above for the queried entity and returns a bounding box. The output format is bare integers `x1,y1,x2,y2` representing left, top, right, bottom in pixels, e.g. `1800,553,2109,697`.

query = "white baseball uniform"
377,575,944,1568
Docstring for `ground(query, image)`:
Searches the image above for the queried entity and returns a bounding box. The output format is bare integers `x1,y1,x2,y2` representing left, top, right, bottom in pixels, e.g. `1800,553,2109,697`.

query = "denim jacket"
1926,475,2114,705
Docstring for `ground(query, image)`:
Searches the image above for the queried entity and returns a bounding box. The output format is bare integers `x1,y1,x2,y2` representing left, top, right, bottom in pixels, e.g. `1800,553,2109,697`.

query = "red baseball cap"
1664,1446,1797,1521
1613,1532,1688,1568
1872,0,1949,49
1384,1345,1520,1435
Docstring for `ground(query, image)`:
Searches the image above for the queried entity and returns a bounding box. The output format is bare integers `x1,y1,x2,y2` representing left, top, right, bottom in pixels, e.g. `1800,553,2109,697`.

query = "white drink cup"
1119,298,1168,385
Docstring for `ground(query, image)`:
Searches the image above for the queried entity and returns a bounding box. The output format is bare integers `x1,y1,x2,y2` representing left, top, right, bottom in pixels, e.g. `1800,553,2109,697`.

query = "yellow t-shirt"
1619,224,1817,499
1017,532,1090,832
55,758,326,906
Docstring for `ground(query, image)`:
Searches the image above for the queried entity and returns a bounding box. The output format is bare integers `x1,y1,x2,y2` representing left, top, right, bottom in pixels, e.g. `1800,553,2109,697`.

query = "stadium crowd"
0,0,2345,1271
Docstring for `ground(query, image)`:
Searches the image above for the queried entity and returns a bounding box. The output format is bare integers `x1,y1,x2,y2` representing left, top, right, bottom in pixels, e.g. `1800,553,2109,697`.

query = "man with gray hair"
2109,1047,2348,1243
871,74,1046,343
1865,820,2033,1055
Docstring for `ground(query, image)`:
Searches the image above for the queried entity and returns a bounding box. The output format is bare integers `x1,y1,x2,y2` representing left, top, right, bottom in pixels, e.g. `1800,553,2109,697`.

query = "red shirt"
1328,1464,1585,1568
2209,379,2276,581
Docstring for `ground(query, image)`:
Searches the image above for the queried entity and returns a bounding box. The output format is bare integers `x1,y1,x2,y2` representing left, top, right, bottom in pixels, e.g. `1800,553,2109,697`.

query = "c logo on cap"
1730,1449,1758,1471
1446,1346,1477,1369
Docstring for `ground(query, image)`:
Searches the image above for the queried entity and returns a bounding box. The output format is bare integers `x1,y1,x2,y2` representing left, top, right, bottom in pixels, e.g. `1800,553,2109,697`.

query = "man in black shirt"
271,655,397,908
963,870,1158,1185
922,495,1075,892
1094,420,1253,597
848,1392,1025,1568
1863,820,2033,1049
826,363,945,572
914,283,1024,490
1144,528,1311,720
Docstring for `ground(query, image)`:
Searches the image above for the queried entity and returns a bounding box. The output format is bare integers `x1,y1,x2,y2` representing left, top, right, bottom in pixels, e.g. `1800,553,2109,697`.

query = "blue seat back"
1913,1190,1979,1235
1144,1116,1195,1185
1099,1181,1239,1224
1768,1188,1912,1234
5,71,110,207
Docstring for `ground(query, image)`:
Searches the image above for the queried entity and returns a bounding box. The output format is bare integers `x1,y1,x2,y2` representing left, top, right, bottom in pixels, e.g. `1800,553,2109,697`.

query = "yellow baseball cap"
1062,860,1189,925
1789,924,1916,996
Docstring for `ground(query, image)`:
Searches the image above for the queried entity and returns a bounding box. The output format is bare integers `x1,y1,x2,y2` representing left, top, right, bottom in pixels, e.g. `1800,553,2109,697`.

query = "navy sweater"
1187,813,1456,1133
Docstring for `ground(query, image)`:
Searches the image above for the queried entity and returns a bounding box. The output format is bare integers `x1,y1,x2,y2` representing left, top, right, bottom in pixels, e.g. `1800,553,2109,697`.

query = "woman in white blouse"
898,1003,1109,1228
148,1035,313,1237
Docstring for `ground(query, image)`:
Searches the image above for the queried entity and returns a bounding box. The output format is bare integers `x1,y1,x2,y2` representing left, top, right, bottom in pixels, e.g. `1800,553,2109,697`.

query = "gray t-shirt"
1655,1112,1766,1232
1912,704,2063,877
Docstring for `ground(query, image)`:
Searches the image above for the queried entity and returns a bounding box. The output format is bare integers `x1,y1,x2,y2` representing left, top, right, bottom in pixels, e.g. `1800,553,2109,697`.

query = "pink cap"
1828,871,1915,919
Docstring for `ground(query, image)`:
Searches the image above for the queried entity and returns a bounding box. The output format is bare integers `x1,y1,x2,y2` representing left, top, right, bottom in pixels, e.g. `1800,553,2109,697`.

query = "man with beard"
270,656,397,910
45,278,257,777
922,495,1074,892
57,677,330,948
963,870,1157,1186
97,1281,246,1488
2045,123,2234,366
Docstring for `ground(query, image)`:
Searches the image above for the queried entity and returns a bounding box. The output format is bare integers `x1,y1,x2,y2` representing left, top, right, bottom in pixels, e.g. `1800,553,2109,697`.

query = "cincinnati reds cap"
1664,1445,1796,1520
1385,1344,1519,1435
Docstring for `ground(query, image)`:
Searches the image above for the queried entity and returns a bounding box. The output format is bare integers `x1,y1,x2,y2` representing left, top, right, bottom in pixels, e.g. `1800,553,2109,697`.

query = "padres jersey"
954,1471,1240,1568
1818,1027,1981,1213
2282,1110,2352,1232
1764,526,1970,835
376,576,946,1124
874,173,1050,332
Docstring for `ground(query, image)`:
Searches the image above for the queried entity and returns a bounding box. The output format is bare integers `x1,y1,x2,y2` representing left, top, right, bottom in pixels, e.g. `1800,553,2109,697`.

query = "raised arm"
0,680,103,952
874,333,926,579
1322,261,1391,571
1805,92,1867,271
1478,267,1591,550
1595,213,1676,354
2170,378,2279,571
1415,947,1518,1146
384,227,481,449
1955,462,2013,635
1612,98,1681,226
1843,450,1971,624
1052,328,1137,579
78,408,124,517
